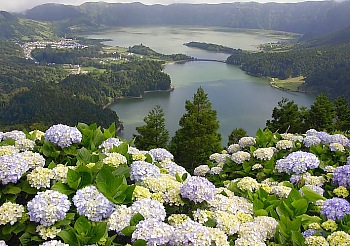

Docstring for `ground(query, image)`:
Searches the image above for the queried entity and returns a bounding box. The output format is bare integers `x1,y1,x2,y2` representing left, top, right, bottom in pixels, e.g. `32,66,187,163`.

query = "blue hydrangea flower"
99,137,122,153
130,198,166,221
44,124,82,148
130,161,161,182
27,190,71,226
169,220,212,246
149,148,174,161
303,136,321,148
0,153,29,185
132,218,174,245
2,130,26,141
332,165,350,187
275,151,320,174
316,131,331,144
321,198,350,221
73,185,114,222
330,134,350,147
180,176,216,203
161,161,189,177
302,229,317,238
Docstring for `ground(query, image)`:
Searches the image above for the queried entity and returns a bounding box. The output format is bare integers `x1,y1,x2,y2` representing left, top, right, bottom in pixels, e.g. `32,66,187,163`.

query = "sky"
0,0,324,12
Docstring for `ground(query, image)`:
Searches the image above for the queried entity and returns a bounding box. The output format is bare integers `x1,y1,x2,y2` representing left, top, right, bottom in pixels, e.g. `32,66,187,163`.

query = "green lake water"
86,26,315,145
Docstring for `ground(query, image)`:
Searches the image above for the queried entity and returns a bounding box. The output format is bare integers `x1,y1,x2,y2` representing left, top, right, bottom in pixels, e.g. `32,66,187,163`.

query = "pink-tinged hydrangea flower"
99,137,122,153
332,165,350,187
131,219,174,245
2,130,26,141
321,198,350,221
180,176,216,203
275,151,320,174
238,137,256,148
27,190,71,226
73,185,114,222
231,151,251,164
149,148,174,161
44,124,82,148
0,202,24,225
0,153,29,185
130,198,166,221
130,161,161,182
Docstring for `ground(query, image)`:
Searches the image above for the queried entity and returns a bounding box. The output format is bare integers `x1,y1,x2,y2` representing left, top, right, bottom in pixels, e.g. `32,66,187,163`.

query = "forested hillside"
22,1,350,40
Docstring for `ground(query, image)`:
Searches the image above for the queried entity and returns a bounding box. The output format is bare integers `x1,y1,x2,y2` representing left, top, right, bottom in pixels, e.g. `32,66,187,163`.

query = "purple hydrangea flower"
321,198,350,221
303,136,321,148
130,161,161,182
316,131,331,144
275,151,320,174
330,134,350,147
99,137,122,152
149,148,174,161
302,229,317,238
161,161,189,177
73,185,114,222
27,190,71,226
332,165,350,187
0,153,29,185
180,176,216,203
132,219,174,245
2,130,26,141
44,124,82,148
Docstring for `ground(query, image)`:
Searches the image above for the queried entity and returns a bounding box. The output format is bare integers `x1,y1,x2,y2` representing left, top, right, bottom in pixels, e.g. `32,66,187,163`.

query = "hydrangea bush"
1,124,350,246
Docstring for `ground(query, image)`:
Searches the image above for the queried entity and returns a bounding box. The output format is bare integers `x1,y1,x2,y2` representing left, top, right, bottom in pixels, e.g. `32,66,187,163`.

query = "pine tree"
228,128,247,146
266,98,306,133
170,87,222,171
306,93,335,132
334,96,350,131
133,105,169,150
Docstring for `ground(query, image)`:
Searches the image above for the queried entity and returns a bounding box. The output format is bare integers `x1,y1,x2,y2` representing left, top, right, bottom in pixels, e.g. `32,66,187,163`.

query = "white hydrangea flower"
194,165,210,176
0,202,24,225
253,147,274,161
27,167,53,189
102,152,127,167
36,225,61,240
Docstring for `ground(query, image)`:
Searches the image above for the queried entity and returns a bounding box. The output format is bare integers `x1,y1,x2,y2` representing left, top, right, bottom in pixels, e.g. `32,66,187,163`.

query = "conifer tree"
306,93,335,132
133,105,169,150
228,128,247,146
170,87,222,171
334,96,350,131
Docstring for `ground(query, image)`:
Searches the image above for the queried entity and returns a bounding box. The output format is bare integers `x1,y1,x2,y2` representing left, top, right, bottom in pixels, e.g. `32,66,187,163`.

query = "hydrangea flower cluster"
130,198,166,221
130,161,161,182
27,167,53,189
209,152,230,164
73,185,114,222
194,165,210,176
52,164,69,183
2,130,26,141
180,176,216,203
321,198,350,221
0,153,29,185
169,220,212,246
332,165,350,187
236,177,260,192
238,137,256,148
20,151,46,169
0,145,20,156
329,143,345,152
327,231,350,246
304,236,329,246
102,152,127,167
132,185,152,200
330,134,350,146
276,140,294,150
149,148,174,161
227,143,240,153
303,136,321,147
14,139,35,151
40,240,69,246
27,190,71,226
99,137,122,152
107,205,133,234
253,147,275,161
36,225,61,240
275,151,320,174
44,124,82,148
160,160,189,177
0,202,24,225
131,219,174,245
142,174,181,193
231,151,251,164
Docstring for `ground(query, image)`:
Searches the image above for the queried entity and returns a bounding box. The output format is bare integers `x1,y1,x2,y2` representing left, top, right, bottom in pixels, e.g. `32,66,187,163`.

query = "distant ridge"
22,1,350,40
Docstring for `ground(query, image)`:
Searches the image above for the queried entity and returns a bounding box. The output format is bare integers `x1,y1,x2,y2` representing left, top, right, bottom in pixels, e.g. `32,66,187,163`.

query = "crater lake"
85,26,315,145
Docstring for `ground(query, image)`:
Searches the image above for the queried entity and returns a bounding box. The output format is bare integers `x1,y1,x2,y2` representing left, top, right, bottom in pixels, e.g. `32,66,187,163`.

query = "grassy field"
270,76,305,91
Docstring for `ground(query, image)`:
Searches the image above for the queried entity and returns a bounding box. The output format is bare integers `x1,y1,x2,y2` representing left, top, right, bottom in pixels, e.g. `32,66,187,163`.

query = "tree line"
132,89,350,171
